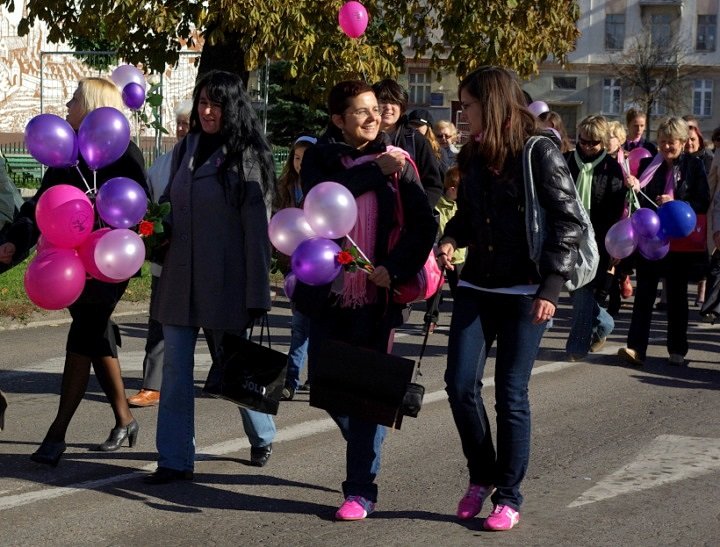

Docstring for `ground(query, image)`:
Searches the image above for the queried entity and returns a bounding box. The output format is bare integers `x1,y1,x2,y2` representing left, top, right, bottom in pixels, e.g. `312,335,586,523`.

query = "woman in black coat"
0,78,148,465
619,117,710,367
298,80,436,521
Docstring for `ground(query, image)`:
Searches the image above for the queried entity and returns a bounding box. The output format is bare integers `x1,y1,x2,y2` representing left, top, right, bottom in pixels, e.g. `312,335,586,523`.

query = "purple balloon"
637,233,670,261
94,228,146,281
605,218,637,260
111,64,146,91
78,107,131,170
630,208,661,239
304,181,358,239
528,101,549,117
291,238,342,286
96,177,148,228
284,272,297,299
268,208,317,255
24,114,78,168
122,82,145,110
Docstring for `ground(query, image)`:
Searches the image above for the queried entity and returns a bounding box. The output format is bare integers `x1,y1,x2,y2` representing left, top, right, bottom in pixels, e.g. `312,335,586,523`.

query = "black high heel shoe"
31,439,67,466
94,419,139,452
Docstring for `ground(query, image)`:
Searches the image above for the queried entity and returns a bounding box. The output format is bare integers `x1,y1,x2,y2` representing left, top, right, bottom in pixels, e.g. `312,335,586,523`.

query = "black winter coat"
638,153,710,214
443,136,584,305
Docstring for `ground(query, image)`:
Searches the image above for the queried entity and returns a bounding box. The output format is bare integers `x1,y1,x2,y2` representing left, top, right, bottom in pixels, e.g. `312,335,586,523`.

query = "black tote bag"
309,338,419,429
203,316,287,415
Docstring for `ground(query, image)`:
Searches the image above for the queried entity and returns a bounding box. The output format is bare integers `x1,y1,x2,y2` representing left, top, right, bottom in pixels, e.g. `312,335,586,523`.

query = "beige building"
525,0,719,140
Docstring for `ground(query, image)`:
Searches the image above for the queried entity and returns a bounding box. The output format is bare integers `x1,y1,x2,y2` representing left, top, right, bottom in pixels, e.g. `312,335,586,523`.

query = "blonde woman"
0,78,148,465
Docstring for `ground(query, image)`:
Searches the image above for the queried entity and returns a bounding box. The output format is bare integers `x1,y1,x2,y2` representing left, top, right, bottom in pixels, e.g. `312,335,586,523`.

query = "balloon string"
74,164,93,194
345,234,374,272
636,189,658,209
93,171,98,195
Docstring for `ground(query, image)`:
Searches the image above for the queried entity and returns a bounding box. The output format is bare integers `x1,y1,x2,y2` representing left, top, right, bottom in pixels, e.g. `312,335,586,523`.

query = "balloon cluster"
111,64,147,111
338,1,369,39
269,182,358,290
605,201,697,261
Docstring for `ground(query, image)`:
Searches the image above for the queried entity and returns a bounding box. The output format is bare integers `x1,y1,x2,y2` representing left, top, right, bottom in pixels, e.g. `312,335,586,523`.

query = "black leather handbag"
203,315,287,415
309,338,423,429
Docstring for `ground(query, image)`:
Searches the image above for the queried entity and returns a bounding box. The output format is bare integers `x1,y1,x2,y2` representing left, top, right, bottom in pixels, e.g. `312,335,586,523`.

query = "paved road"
0,293,719,546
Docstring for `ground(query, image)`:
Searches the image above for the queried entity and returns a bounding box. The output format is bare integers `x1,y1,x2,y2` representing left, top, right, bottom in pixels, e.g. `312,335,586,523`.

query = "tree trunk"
196,30,249,89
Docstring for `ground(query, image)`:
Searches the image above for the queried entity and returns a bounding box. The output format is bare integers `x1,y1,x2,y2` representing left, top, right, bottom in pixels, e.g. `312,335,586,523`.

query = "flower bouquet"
138,200,171,256
337,244,374,274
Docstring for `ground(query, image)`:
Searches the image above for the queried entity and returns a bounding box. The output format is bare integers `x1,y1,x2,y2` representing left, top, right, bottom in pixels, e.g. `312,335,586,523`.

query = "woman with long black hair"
145,70,277,483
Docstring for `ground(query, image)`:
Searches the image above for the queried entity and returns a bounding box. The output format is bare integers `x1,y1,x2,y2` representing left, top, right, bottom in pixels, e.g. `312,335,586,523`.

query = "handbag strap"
248,313,273,349
415,265,446,378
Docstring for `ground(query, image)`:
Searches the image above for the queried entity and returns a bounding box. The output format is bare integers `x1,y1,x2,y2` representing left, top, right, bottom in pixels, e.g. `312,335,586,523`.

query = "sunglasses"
578,137,601,146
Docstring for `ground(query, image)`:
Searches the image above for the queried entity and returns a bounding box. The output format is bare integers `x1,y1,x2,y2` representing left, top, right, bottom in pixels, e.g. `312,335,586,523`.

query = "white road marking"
568,434,720,507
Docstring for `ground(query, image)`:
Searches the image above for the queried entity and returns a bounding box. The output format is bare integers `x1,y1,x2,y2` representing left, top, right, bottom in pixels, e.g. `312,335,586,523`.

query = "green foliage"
4,0,581,100
68,22,119,70
136,82,169,137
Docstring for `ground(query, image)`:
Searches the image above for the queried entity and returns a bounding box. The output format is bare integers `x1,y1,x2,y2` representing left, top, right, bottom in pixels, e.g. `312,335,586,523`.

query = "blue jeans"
157,324,276,472
285,308,310,389
445,288,546,511
566,285,614,355
307,304,392,503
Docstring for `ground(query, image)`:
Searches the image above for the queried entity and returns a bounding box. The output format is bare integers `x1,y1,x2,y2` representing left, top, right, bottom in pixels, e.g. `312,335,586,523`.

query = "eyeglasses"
578,137,601,146
435,133,454,140
347,107,381,118
460,100,479,110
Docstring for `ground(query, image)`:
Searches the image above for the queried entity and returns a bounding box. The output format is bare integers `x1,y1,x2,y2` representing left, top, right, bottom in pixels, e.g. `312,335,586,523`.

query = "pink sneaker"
456,483,493,520
335,495,375,521
483,504,520,531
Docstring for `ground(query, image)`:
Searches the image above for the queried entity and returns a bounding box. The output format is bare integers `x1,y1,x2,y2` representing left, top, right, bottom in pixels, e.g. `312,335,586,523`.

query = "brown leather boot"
127,389,160,408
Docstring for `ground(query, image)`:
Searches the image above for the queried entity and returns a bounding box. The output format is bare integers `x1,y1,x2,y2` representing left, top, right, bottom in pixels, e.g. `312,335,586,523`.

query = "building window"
602,78,622,115
553,76,577,90
697,15,717,51
650,14,672,47
693,79,713,117
408,70,431,105
605,13,625,50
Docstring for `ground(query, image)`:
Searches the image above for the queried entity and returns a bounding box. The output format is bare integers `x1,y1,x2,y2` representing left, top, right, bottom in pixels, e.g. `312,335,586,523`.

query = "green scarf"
573,150,606,212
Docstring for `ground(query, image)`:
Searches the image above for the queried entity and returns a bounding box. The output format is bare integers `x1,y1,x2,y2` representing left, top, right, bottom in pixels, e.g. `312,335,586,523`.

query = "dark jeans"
445,288,546,510
627,253,691,358
307,303,392,503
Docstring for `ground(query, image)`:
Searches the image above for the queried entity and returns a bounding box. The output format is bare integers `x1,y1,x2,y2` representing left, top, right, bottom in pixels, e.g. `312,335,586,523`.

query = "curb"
0,304,149,332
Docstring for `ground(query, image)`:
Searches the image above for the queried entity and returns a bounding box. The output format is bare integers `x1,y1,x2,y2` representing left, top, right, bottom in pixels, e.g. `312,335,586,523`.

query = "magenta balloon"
528,101,549,117
78,107,131,170
76,228,116,282
605,218,637,260
111,64,146,91
291,238,342,286
637,232,670,261
95,177,148,228
630,208,661,239
122,82,145,110
94,228,146,281
24,114,78,168
284,271,297,299
24,249,86,310
35,234,58,254
338,1,369,38
627,147,652,177
303,181,358,239
268,207,317,255
35,185,94,248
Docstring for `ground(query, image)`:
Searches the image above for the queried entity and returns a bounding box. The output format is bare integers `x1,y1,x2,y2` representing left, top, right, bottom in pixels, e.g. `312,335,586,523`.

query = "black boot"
94,420,139,452
31,439,66,466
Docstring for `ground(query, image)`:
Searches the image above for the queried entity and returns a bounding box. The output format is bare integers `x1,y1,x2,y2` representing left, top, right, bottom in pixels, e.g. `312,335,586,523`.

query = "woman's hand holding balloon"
368,265,391,288
656,193,674,206
375,151,406,175
0,242,15,264
625,175,640,192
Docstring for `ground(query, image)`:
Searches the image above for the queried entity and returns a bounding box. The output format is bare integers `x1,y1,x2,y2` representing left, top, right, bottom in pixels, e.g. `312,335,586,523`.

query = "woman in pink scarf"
296,80,436,521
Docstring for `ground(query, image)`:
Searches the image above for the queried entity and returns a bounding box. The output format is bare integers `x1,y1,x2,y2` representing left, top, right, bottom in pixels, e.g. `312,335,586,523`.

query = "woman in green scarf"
564,115,627,360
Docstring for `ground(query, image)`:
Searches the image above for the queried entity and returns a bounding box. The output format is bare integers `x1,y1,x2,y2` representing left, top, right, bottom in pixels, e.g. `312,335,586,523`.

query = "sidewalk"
0,300,149,331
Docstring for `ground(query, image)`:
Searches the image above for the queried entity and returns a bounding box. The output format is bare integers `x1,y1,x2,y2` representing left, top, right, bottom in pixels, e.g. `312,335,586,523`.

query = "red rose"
337,250,354,265
138,220,155,237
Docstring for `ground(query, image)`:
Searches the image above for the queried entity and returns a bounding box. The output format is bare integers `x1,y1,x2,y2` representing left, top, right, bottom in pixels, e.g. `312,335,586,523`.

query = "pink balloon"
76,228,116,282
528,101,549,117
627,147,652,177
338,1,369,39
303,182,357,239
94,228,146,281
35,184,94,248
605,218,637,260
24,249,86,310
35,234,59,254
268,208,317,255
